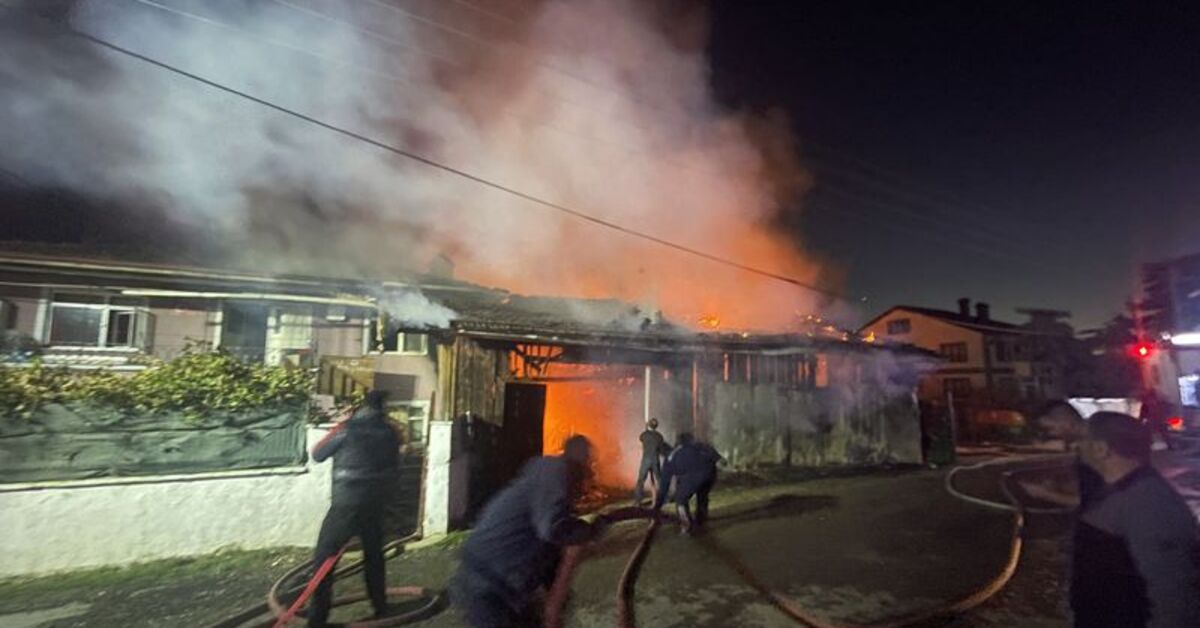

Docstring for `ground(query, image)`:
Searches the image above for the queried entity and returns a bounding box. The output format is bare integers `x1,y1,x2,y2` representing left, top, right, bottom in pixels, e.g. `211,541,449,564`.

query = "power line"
130,0,719,182
2,4,858,303
153,0,1024,252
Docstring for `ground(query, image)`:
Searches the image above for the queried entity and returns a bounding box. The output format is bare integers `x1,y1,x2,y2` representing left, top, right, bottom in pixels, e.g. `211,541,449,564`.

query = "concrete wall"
1,286,43,336
422,420,470,535
148,298,214,359
0,427,334,578
376,352,438,402
313,317,367,358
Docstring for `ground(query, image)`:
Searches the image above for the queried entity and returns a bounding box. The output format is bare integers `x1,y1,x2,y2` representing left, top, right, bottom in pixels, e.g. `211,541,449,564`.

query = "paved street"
4,449,1198,628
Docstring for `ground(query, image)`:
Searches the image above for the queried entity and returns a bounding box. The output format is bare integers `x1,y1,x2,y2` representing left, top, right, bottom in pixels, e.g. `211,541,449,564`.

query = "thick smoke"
0,0,831,331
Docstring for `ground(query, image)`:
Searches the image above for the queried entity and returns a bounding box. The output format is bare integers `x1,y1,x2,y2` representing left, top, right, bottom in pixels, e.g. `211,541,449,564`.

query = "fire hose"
210,457,1063,628
606,456,1074,628
206,534,443,628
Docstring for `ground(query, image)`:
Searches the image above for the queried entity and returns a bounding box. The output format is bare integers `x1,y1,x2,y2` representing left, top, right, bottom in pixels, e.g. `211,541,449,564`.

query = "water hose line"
213,458,1061,628
610,457,1065,628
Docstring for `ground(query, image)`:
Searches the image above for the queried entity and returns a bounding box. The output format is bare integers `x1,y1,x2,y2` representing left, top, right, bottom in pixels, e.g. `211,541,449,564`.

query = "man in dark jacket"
1071,412,1200,628
452,435,607,628
633,417,667,505
656,432,721,534
308,390,401,628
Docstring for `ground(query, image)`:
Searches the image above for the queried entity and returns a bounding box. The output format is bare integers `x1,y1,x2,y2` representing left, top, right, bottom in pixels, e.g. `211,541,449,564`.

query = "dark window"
939,342,968,363
886,318,911,335
107,311,135,345
994,342,1012,363
49,307,103,345
944,377,972,398
48,294,142,347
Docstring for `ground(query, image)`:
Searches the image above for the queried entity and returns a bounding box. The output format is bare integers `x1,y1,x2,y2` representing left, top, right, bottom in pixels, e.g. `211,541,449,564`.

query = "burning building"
0,252,925,537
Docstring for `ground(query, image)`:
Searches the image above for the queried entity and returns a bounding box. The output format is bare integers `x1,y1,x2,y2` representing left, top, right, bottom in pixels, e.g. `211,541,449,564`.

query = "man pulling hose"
307,390,401,628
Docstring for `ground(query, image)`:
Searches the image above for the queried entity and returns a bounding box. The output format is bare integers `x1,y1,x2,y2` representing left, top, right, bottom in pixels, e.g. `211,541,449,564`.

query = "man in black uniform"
308,390,400,628
1070,412,1200,627
633,417,667,505
656,432,721,534
452,435,607,628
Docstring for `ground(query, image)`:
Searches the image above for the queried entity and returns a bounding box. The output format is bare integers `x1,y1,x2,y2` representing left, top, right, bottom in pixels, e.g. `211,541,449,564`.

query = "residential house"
859,298,1066,410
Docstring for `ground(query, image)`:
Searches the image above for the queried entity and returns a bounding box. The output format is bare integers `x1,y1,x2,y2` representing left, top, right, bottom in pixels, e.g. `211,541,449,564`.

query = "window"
886,318,911,335
994,342,1012,363
383,331,428,355
386,401,429,447
47,293,148,348
939,342,968,363
943,377,972,399
814,354,829,388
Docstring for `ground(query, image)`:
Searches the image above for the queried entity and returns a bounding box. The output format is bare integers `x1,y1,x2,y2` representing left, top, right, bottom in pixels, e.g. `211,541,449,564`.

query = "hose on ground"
211,457,1057,628
612,458,1055,628
206,534,443,628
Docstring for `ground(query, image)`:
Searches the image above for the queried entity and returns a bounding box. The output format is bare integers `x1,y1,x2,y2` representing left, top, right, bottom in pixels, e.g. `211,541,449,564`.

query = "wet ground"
3,446,1198,628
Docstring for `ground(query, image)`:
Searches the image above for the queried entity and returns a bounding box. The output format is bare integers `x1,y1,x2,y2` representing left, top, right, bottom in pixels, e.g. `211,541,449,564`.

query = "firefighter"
656,432,722,534
308,390,400,628
452,435,608,628
633,417,667,505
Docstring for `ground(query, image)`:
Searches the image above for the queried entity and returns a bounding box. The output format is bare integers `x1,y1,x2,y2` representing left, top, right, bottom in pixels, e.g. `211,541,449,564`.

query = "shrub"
0,347,315,421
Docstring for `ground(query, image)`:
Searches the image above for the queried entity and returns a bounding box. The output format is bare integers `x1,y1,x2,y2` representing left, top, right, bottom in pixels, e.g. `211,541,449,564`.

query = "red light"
1130,342,1155,359
1167,416,1185,431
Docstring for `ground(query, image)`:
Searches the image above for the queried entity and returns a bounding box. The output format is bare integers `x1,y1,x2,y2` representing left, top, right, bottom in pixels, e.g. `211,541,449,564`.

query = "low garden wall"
0,426,333,578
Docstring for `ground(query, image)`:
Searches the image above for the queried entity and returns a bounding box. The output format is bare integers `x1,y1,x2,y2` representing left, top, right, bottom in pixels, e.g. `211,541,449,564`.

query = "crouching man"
452,435,607,628
656,432,721,534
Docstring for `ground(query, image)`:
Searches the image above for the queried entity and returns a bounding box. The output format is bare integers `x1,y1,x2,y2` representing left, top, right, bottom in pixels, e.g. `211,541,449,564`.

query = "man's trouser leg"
360,501,388,616
694,475,715,527
310,502,358,627
453,567,526,628
634,458,654,503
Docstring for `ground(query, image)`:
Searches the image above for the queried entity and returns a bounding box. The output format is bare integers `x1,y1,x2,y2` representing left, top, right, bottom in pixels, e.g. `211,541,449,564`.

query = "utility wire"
2,3,858,302
260,0,1039,256
148,0,1028,254
131,0,717,181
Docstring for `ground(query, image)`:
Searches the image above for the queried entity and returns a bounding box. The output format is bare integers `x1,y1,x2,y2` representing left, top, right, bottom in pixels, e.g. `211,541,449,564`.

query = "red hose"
272,548,346,628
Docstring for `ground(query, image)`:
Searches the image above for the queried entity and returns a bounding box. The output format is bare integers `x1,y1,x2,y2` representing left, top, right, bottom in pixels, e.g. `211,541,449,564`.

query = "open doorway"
498,383,546,488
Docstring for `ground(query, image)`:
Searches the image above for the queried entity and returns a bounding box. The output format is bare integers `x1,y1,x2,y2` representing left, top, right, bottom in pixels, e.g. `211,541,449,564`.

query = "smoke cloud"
0,0,833,331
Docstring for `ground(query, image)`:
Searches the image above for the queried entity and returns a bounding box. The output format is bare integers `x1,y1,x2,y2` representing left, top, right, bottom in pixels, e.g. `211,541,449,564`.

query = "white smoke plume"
0,0,834,331
373,289,457,329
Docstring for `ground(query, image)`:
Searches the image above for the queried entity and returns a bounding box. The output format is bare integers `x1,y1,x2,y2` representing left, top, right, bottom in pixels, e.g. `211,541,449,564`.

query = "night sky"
708,0,1200,329
3,1,1199,331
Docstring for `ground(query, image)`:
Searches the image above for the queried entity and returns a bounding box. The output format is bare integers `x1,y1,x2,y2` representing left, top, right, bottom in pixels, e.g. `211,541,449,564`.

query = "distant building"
859,298,1069,408
1140,252,1200,424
